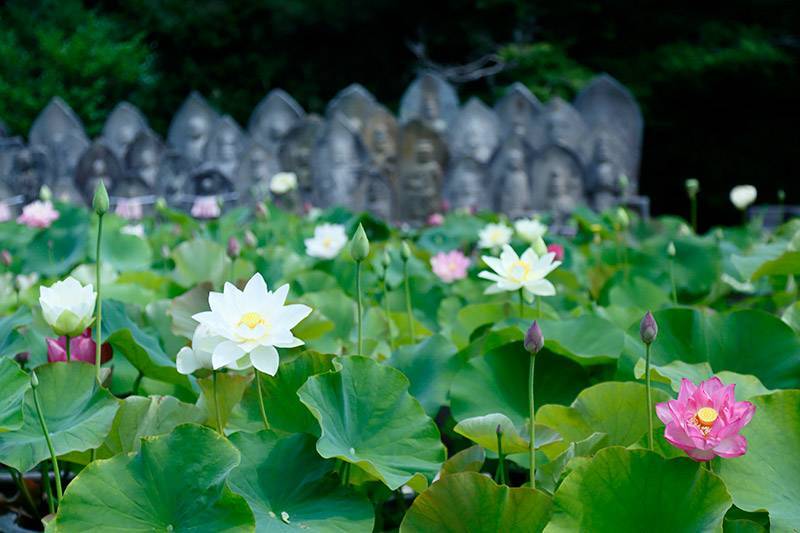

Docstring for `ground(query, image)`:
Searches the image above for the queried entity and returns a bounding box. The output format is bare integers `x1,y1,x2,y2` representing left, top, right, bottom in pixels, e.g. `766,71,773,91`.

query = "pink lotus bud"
1,249,12,267
427,213,445,226
227,237,241,258
640,311,658,345
244,230,257,248
46,328,113,365
546,243,564,262
524,321,544,354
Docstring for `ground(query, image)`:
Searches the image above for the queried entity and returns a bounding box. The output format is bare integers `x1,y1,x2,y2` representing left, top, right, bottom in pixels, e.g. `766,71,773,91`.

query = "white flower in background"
514,218,548,243
15,273,39,292
192,273,312,375
304,223,348,259
39,277,97,337
270,172,298,195
478,222,513,250
730,185,757,210
176,324,252,375
478,244,561,299
120,224,145,238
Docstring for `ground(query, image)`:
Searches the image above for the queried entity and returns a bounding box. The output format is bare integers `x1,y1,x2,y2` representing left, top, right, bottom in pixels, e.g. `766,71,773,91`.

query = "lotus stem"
669,259,677,305
41,463,54,515
645,342,654,450
528,354,536,488
254,369,270,431
95,213,104,382
403,260,414,343
212,370,223,435
355,260,363,355
495,426,507,485
518,288,524,318
383,278,394,352
690,196,697,233
132,370,143,396
9,468,39,519
32,382,63,504
65,335,71,362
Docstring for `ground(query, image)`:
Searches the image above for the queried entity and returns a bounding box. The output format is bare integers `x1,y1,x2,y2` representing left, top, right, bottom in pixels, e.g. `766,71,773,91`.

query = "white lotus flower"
176,324,252,375
192,273,312,375
39,277,96,337
478,223,513,250
304,223,348,259
478,244,561,299
270,172,298,195
730,185,757,210
514,218,548,243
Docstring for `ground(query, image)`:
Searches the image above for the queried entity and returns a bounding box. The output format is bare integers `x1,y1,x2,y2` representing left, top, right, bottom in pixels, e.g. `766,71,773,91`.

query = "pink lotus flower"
430,250,470,283
656,377,754,461
427,213,445,226
0,202,12,222
46,328,112,365
547,243,564,262
191,196,220,219
115,198,144,220
17,201,59,228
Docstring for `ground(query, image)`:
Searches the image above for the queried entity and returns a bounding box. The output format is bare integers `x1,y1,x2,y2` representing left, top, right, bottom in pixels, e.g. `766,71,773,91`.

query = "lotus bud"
496,424,503,438
401,240,412,262
161,244,170,259
227,237,241,259
524,320,544,355
616,207,630,228
618,173,629,193
255,202,268,220
532,237,548,257
39,185,52,202
788,230,800,252
778,189,786,203
640,311,658,345
30,370,39,388
244,229,257,248
1,249,11,267
155,197,167,212
667,241,676,257
350,224,369,262
92,180,109,215
382,249,392,269
685,179,699,198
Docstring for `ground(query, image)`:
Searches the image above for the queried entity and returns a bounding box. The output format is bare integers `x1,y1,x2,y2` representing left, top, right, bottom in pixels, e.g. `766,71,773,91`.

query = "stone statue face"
507,148,524,171
217,130,237,161
92,159,107,176
250,149,272,181
331,136,352,165
422,92,439,121
547,110,573,147
263,111,291,142
415,140,434,164
188,116,208,140
118,125,137,145
140,149,156,166
371,124,392,156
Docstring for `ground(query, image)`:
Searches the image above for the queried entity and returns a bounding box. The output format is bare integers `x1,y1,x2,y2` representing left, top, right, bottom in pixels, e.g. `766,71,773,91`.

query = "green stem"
355,260,363,355
32,384,62,504
10,468,40,519
518,288,524,318
403,260,414,343
254,369,270,431
670,260,677,305
495,429,507,485
212,370,223,435
65,334,71,362
95,213,104,383
132,370,143,396
342,461,351,485
528,354,536,488
41,463,54,515
383,278,394,352
645,342,654,451
690,197,697,233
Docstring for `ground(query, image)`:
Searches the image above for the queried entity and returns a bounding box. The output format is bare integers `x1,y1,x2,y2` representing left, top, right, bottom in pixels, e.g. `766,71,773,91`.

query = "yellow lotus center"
489,230,505,242
322,236,333,247
509,260,531,282
695,407,718,427
238,312,266,330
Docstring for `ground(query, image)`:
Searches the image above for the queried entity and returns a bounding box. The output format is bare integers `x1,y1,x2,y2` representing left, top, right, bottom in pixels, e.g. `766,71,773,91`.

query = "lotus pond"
0,197,798,532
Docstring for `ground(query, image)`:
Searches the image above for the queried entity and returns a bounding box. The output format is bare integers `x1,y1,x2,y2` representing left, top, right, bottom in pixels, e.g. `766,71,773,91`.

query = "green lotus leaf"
634,359,772,401
298,356,445,491
229,352,333,435
49,424,254,532
400,472,552,532
537,315,625,365
440,445,485,477
718,391,800,533
782,301,800,332
537,432,608,494
0,357,29,431
171,238,230,288
454,413,560,454
228,430,374,532
545,447,732,532
168,282,213,339
0,362,120,472
23,207,89,277
89,220,153,271
198,372,252,431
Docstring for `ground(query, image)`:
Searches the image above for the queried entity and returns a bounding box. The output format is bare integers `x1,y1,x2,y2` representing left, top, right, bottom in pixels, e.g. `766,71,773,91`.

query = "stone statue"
205,115,247,179
278,115,323,201
311,118,366,210
530,144,586,222
0,137,25,183
495,82,545,146
575,73,643,189
9,146,49,203
188,167,235,198
248,89,304,156
363,104,398,182
167,92,219,166
74,141,125,205
449,97,500,163
535,97,591,165
490,135,534,219
444,156,489,212
585,132,628,211
155,150,192,200
395,120,447,224
125,129,164,189
399,72,459,134
101,102,148,159
326,84,376,135
236,141,280,201
28,97,89,187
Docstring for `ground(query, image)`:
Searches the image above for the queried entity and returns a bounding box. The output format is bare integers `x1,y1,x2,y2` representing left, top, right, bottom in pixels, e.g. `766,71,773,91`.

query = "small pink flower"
0,202,12,222
547,243,564,262
115,198,144,221
17,201,59,228
46,328,112,365
427,213,445,226
430,250,470,283
656,377,755,462
191,196,220,219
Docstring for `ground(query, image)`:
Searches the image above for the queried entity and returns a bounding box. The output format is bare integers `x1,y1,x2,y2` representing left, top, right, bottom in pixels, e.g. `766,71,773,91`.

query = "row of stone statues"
0,72,645,224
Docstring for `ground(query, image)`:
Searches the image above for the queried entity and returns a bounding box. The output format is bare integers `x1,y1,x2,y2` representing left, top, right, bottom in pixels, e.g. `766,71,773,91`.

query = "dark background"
1,0,798,228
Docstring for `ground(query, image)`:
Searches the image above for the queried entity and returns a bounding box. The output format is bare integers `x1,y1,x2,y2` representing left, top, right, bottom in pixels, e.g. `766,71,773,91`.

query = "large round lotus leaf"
718,391,800,532
23,207,88,277
453,413,560,454
228,430,374,532
450,342,590,429
89,221,153,271
171,238,230,288
0,357,28,431
298,356,445,491
197,372,252,431
0,362,120,472
229,352,334,435
49,424,254,532
400,472,552,532
537,315,625,364
545,447,732,533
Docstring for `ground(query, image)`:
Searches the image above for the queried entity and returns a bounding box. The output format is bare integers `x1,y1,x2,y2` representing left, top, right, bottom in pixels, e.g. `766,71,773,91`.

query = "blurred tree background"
1,0,798,226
